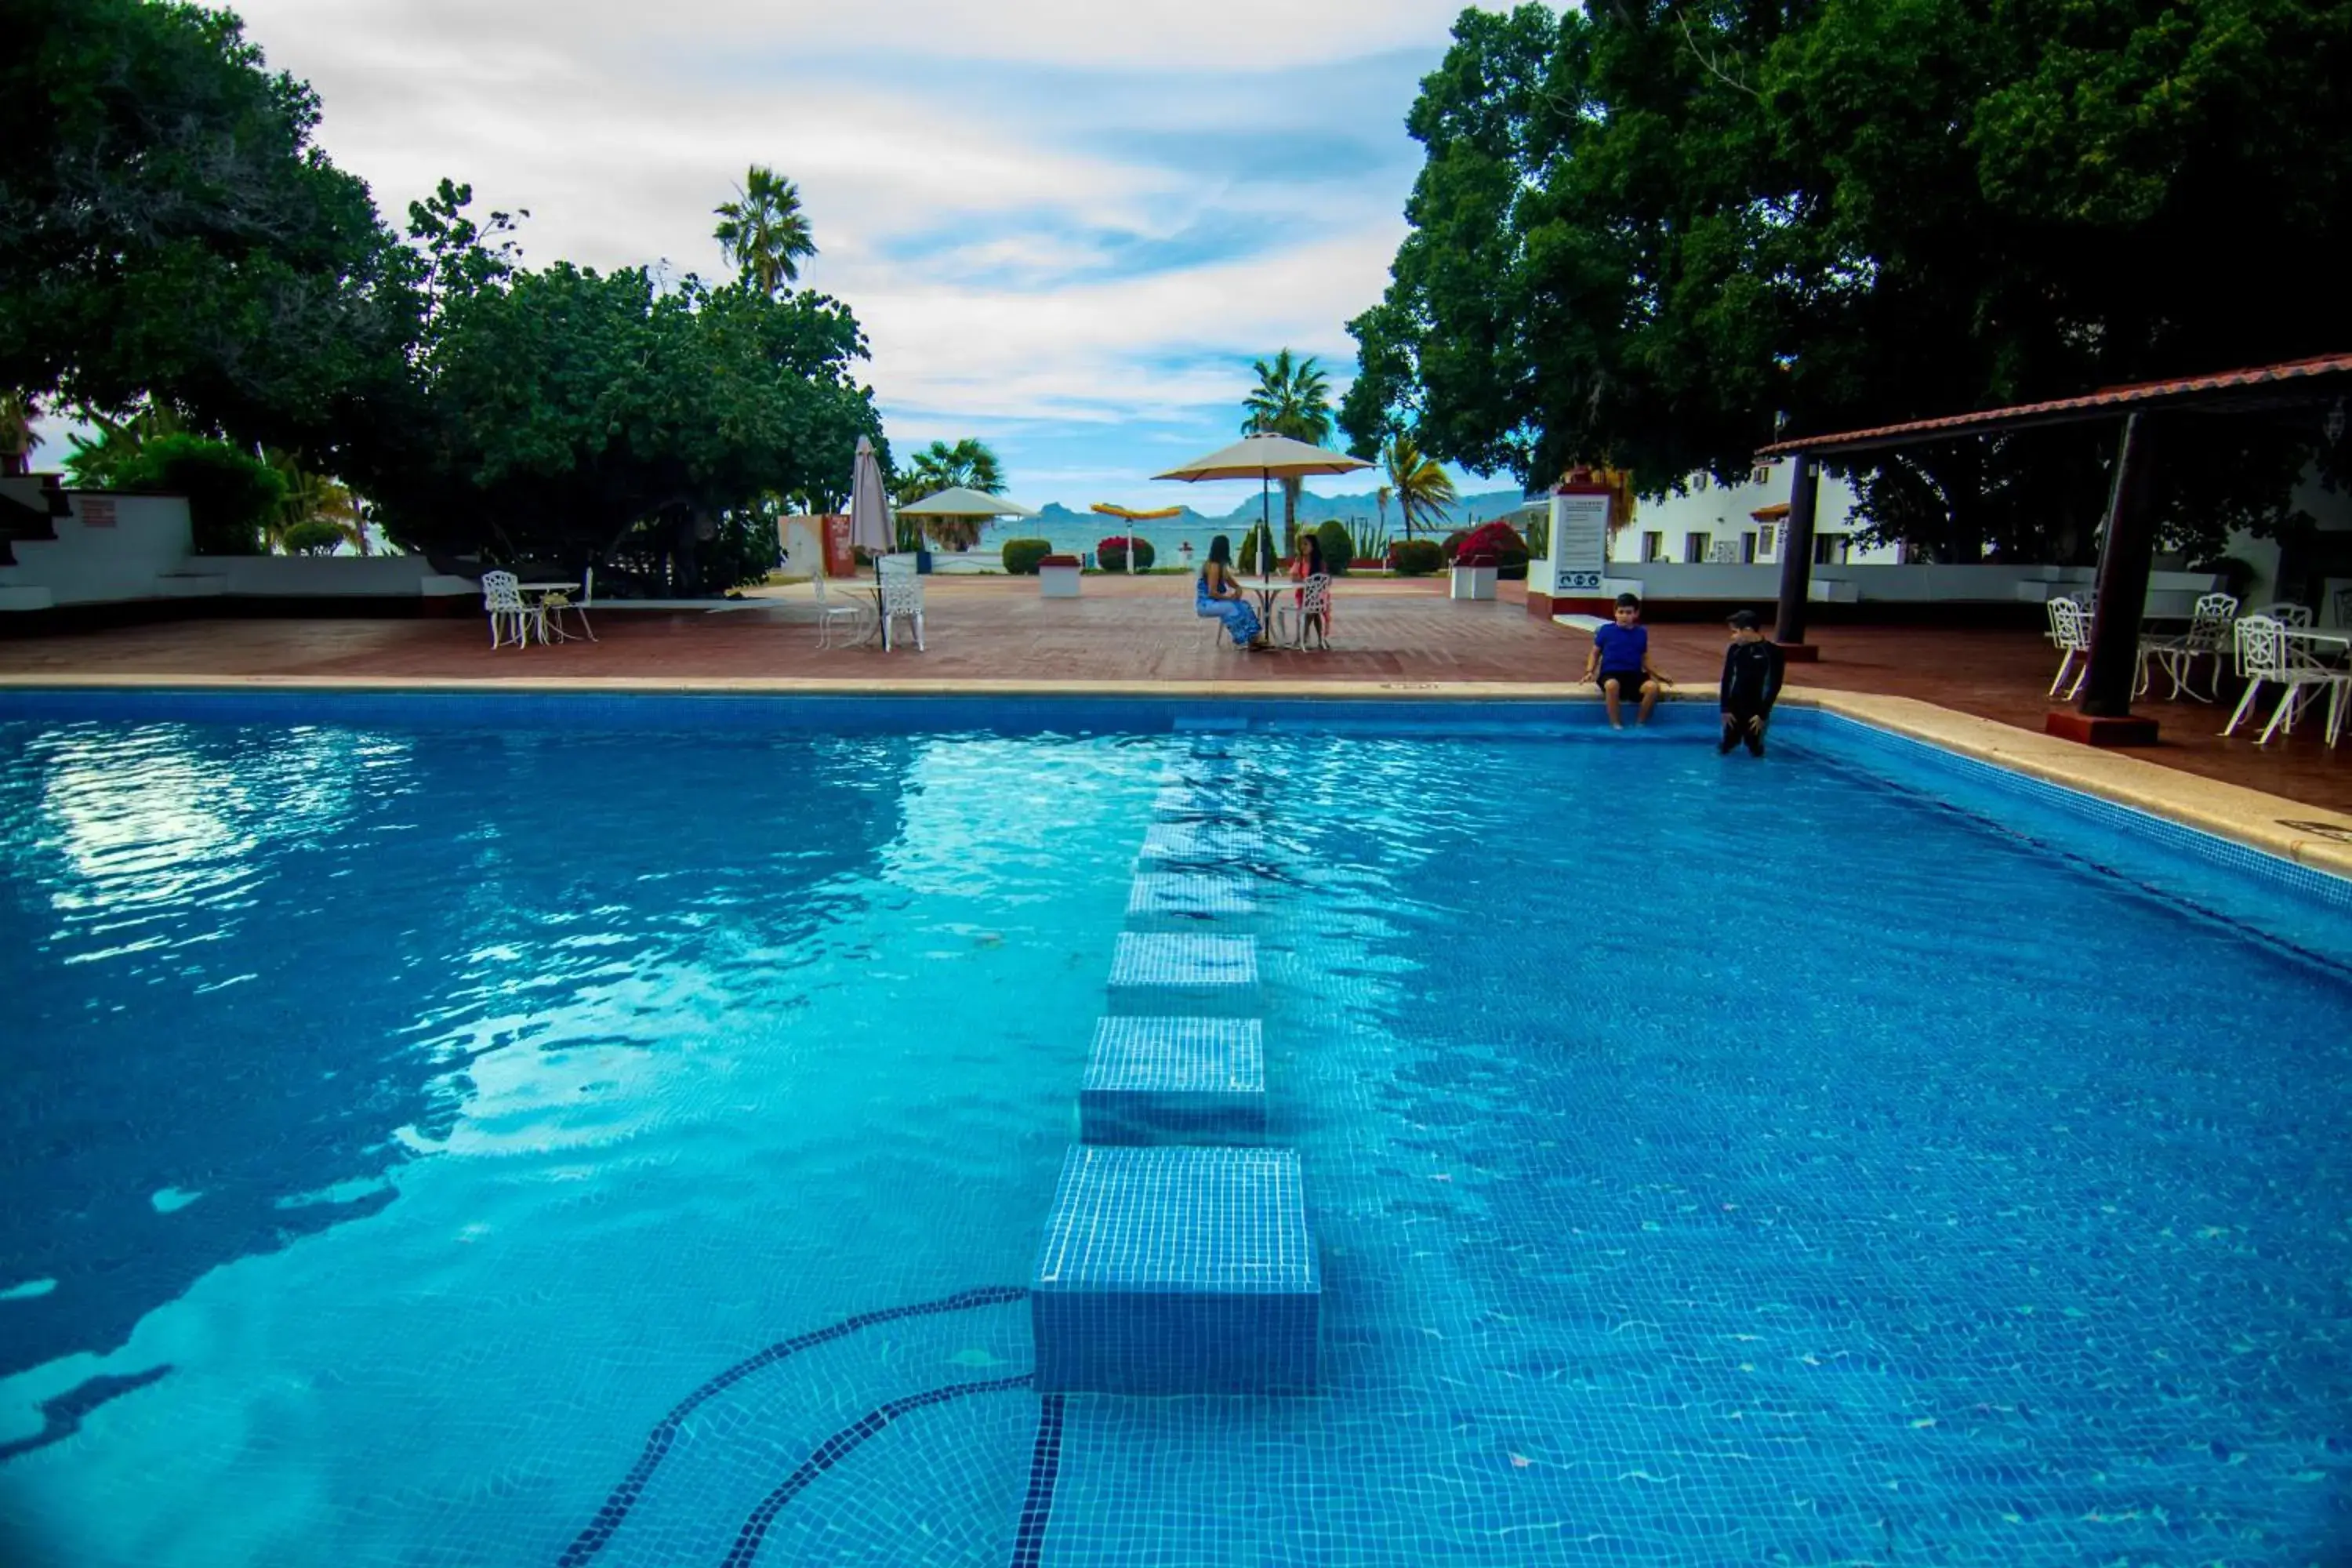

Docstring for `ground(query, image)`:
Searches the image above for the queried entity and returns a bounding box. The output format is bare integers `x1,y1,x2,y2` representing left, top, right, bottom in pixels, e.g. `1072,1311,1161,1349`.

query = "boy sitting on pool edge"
1581,593,1669,728
1719,609,1786,756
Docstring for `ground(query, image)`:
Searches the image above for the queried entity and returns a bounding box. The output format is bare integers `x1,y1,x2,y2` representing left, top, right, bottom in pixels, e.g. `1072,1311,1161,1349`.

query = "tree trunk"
1281,478,1301,560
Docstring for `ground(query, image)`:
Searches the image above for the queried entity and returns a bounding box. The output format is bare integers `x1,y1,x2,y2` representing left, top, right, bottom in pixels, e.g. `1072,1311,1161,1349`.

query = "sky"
194,0,1501,510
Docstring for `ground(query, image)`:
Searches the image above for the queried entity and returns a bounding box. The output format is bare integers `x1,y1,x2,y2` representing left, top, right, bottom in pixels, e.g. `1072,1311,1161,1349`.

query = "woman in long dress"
1196,535,1269,650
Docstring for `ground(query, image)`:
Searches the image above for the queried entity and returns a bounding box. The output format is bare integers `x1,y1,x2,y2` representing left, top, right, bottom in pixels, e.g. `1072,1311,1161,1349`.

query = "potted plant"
896,515,934,574
1450,528,1499,601
1038,552,1083,597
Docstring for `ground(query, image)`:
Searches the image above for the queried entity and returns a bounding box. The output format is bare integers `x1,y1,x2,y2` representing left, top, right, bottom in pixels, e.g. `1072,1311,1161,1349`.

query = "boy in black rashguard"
1719,610,1785,756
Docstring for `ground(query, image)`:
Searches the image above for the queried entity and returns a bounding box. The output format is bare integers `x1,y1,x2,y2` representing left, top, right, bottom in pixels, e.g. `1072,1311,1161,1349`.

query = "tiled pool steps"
1029,750,1323,1397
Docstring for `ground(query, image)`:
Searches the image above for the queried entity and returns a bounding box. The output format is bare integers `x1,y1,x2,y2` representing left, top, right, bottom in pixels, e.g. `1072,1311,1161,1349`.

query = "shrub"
1390,538,1445,576
1095,534,1157,571
281,519,347,556
1450,521,1531,578
1239,529,1261,574
1313,519,1353,575
1001,537,1054,575
117,434,283,555
1440,528,1469,561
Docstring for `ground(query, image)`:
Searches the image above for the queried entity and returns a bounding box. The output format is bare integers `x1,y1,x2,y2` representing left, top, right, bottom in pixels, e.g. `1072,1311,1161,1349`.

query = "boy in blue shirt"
1581,593,1669,728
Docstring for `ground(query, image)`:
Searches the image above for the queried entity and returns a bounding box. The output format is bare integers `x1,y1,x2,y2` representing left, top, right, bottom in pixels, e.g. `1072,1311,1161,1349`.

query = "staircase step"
1125,871,1256,930
1138,822,1261,866
1081,1018,1265,1145
1105,932,1258,1016
1031,1145,1318,1395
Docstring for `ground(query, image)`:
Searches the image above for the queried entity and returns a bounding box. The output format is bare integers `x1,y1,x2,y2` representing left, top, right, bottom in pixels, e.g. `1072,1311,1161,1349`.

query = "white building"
1605,458,1902,569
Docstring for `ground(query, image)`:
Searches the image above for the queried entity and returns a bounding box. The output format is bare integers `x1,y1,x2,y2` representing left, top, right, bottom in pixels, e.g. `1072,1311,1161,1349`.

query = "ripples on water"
2,713,2347,1567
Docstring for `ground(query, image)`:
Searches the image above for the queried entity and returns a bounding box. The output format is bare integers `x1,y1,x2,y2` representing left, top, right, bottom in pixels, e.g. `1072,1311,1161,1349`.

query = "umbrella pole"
1261,475,1272,575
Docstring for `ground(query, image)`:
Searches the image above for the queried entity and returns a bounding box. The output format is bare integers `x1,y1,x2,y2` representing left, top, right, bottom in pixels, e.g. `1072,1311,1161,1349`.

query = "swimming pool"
2,692,2346,1566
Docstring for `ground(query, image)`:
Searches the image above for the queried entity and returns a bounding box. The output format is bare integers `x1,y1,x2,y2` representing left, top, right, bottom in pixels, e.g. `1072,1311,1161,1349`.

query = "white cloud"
216,0,1467,502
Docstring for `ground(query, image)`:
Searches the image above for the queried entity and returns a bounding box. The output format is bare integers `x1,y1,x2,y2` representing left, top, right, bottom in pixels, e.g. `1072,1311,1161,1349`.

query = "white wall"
0,480,474,611
2220,464,2352,622
187,555,475,598
0,488,193,608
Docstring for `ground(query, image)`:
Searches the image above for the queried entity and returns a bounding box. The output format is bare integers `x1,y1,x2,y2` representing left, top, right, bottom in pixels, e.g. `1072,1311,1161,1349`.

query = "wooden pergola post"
1771,452,1821,660
2045,412,2162,746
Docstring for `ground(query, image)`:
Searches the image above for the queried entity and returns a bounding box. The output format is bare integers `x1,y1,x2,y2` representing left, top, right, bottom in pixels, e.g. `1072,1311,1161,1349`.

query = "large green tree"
359,187,885,591
0,0,416,456
1242,349,1336,552
1342,0,2352,562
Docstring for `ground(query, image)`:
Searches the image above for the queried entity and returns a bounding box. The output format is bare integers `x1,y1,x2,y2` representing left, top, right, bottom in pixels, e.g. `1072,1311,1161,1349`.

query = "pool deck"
2,573,2348,876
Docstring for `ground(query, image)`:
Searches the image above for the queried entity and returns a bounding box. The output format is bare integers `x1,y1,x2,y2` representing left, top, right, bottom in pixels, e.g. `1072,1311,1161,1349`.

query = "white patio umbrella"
848,436,891,578
1152,433,1370,572
897,487,1040,559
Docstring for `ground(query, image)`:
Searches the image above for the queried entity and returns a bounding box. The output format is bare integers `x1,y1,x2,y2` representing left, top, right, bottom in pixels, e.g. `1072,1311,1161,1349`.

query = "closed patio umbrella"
1152,433,1370,572
848,436,891,576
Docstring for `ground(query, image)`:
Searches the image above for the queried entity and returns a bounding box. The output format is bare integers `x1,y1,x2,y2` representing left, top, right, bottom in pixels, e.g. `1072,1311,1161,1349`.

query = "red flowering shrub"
1450,521,1530,575
1094,535,1158,570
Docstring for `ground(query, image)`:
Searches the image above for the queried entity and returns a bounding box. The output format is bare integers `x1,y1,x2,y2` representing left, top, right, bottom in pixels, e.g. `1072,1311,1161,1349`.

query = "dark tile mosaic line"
554,1285,1025,1567
717,1374,1035,1568
0,1365,172,1463
1006,1392,1065,1568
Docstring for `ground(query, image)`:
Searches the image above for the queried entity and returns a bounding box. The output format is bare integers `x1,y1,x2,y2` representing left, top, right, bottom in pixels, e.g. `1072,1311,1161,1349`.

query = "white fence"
1602,561,2220,615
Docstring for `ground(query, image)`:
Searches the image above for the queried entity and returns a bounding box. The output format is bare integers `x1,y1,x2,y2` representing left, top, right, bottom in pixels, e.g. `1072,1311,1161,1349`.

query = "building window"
1757,523,1777,557
1683,532,1709,564
1813,532,1852,565
1640,531,1664,563
1740,531,1758,564
1751,463,1773,485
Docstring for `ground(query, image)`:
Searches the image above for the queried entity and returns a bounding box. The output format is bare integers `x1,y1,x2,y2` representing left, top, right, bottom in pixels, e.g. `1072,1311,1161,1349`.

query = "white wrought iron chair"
533,565,597,644
879,557,925,652
1273,574,1333,649
2140,590,2236,701
809,569,869,649
2223,615,2351,744
2255,601,2314,627
481,569,530,650
2046,597,2092,699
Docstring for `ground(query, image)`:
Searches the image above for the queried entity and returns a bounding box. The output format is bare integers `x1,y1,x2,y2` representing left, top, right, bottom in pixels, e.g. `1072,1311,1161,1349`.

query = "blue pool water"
1,694,2347,1566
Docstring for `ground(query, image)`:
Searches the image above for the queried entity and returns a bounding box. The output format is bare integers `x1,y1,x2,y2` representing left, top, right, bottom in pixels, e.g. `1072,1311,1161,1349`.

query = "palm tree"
62,403,183,488
894,437,1006,550
1240,349,1334,554
713,165,817,296
1375,485,1392,540
1382,431,1457,539
267,451,367,555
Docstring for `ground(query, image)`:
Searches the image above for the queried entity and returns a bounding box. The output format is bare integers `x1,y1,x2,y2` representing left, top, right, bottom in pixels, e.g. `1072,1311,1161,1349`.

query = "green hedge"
1390,538,1445,575
1000,537,1054,575
1313,519,1353,575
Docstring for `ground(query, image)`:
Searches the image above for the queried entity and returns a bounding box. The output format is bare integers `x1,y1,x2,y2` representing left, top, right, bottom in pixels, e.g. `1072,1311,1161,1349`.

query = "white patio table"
517,581,580,644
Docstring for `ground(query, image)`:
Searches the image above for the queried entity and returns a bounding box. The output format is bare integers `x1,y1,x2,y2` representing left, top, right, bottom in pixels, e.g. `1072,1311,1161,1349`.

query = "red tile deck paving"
2,573,2347,812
